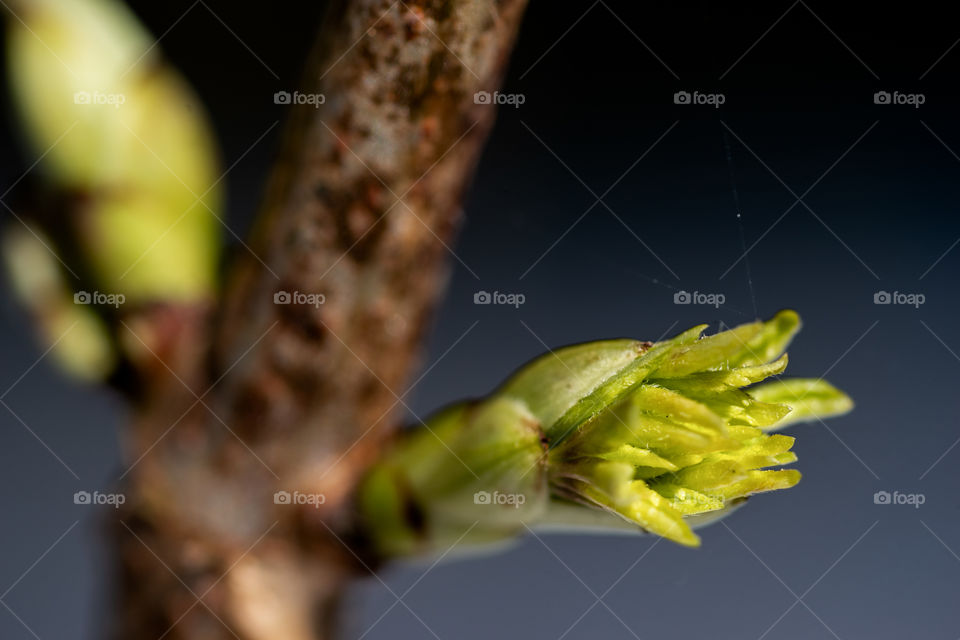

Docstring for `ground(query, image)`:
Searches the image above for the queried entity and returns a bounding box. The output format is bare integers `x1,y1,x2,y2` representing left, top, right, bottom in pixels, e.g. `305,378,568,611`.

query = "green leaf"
649,310,799,378
749,378,854,431
662,387,792,428
556,460,700,547
652,354,788,393
595,444,678,471
652,321,764,377
726,309,801,367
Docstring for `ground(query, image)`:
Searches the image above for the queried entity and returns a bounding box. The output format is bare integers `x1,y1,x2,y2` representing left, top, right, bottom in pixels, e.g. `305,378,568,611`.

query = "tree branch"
115,1,528,638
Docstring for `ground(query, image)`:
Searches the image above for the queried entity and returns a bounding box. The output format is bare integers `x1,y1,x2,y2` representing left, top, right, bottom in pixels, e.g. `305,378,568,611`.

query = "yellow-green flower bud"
2,224,115,380
359,311,853,556
5,0,222,303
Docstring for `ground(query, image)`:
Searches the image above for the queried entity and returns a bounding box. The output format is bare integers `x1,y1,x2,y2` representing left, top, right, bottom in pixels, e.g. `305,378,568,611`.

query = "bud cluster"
359,311,853,555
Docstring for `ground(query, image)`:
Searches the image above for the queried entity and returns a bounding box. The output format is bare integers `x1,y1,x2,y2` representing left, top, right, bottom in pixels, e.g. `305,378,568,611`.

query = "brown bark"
113,1,528,639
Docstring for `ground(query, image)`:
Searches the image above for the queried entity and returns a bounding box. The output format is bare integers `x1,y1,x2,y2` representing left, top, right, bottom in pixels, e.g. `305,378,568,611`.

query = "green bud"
359,311,853,556
359,397,548,557
2,224,115,380
5,0,222,303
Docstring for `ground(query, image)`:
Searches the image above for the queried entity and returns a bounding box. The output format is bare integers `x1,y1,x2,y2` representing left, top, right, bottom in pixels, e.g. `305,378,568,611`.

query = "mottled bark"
114,1,528,639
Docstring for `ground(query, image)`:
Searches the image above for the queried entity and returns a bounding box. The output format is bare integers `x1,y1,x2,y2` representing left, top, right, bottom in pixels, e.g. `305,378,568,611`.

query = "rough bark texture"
113,1,528,639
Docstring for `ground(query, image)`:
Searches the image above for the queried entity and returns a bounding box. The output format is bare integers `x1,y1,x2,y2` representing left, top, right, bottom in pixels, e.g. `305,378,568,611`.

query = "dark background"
3,1,960,638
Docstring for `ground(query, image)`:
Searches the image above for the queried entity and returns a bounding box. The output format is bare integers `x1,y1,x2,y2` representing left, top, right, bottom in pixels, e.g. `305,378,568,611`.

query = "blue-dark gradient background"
2,2,959,638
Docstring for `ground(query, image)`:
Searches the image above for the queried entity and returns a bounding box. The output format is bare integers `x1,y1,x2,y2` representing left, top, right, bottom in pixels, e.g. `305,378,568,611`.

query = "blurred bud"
2,224,115,380
5,0,222,303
